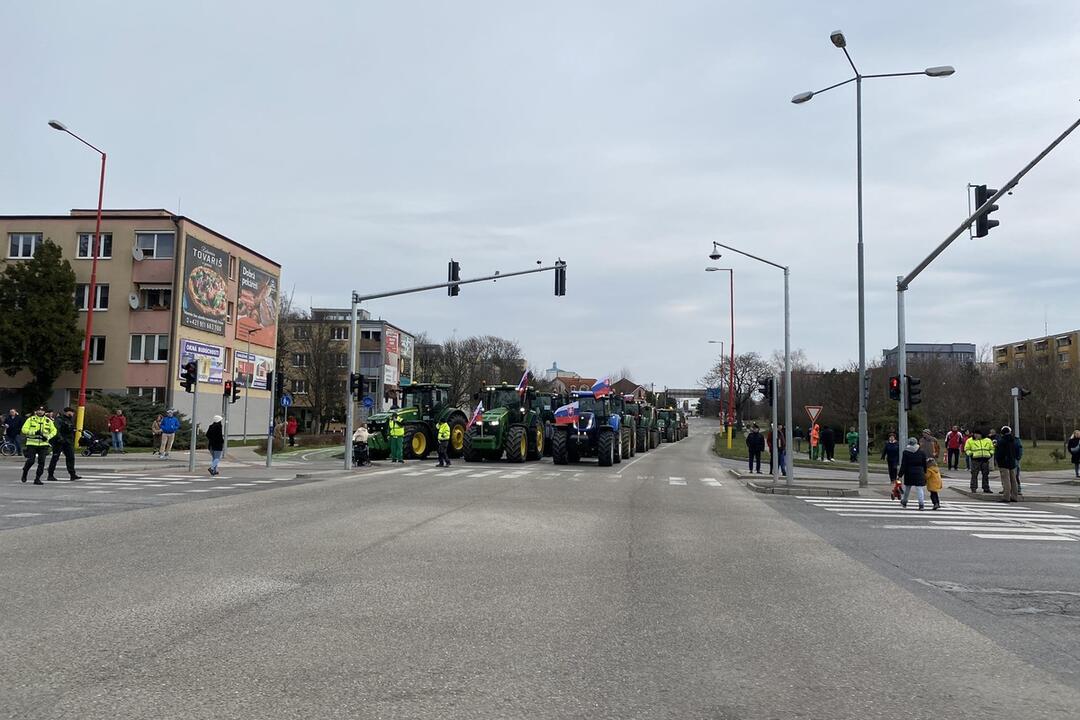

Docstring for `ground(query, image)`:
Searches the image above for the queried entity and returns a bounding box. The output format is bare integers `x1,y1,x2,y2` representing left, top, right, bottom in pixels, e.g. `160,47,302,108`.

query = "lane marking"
970,533,1077,541
668,477,686,486
4,512,42,518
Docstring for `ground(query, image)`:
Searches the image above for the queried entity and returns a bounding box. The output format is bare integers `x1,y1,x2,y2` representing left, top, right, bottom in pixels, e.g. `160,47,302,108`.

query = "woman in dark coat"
206,415,225,476
898,437,928,510
881,432,901,499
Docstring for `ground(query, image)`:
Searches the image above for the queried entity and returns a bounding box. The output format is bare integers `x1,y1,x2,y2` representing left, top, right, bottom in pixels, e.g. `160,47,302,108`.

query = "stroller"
352,439,370,467
79,430,111,457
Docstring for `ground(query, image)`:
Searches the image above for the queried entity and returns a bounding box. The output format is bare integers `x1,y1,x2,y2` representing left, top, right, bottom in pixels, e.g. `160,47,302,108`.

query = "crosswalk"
366,464,723,488
6,472,299,499
798,496,1080,543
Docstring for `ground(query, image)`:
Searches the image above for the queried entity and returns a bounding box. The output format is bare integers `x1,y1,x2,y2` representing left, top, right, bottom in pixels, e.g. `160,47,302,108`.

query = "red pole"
727,270,735,432
74,151,106,445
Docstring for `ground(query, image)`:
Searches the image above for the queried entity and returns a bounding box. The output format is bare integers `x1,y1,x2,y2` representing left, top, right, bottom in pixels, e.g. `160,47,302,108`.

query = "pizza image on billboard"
181,235,230,336
187,266,228,318
237,260,279,347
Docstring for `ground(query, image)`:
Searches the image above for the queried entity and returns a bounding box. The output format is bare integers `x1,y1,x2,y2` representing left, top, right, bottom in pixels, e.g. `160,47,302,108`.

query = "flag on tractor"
591,376,612,398
467,401,485,429
553,401,579,425
516,370,530,398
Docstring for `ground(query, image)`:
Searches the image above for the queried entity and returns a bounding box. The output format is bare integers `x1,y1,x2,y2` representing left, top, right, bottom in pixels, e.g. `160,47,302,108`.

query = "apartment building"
0,209,280,434
882,342,977,368
993,331,1079,371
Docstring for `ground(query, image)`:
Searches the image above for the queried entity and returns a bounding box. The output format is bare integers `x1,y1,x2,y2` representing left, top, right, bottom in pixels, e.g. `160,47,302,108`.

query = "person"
845,426,859,462
945,425,964,471
995,425,1019,503
776,423,787,475
745,423,765,474
20,407,56,485
820,425,836,462
793,425,804,454
46,407,81,482
151,414,163,451
206,414,225,476
388,411,405,463
352,424,370,466
987,428,999,469
926,457,943,510
159,410,180,458
881,432,901,499
899,437,928,510
5,408,23,455
107,409,127,453
961,428,972,471
1067,430,1080,478
965,429,994,493
286,416,298,447
809,423,820,461
918,429,941,463
436,418,452,468
1013,432,1024,495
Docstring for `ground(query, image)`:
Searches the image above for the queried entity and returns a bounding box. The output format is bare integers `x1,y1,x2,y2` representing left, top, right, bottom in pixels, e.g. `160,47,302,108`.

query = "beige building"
993,330,1079,371
0,209,280,435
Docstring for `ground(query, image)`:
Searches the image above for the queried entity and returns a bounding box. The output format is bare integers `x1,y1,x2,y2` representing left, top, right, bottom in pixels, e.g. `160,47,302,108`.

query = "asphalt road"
3,419,1080,719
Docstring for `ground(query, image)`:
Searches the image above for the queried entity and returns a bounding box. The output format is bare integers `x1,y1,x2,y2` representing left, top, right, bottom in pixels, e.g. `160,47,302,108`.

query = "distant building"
552,376,597,394
993,331,1078,371
612,378,647,401
543,361,579,381
882,343,976,368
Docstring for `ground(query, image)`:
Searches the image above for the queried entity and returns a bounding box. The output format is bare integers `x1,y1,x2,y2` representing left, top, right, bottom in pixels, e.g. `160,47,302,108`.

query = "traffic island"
728,469,861,497
948,486,1080,503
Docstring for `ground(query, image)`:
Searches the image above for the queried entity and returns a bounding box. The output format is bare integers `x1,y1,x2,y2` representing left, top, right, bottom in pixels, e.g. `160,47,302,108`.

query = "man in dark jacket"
5,409,23,455
820,425,836,462
745,424,765,474
47,407,81,482
995,425,1019,503
898,437,928,510
206,414,225,476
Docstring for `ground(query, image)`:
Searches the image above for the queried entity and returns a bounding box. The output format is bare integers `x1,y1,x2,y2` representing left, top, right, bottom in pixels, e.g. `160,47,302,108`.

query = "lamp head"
705,266,720,272
830,30,846,48
924,65,955,77
708,250,721,260
791,91,814,104
48,120,68,132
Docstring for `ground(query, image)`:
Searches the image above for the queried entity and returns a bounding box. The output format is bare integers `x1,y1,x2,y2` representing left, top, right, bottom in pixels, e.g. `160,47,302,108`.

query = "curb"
728,469,860,497
948,487,1080,503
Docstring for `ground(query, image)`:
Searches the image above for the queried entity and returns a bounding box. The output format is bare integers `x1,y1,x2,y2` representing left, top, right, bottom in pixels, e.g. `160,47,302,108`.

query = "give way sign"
805,405,823,424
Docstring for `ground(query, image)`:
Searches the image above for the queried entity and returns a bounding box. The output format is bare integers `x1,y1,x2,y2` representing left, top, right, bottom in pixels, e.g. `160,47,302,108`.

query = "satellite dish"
128,292,140,310
132,245,145,261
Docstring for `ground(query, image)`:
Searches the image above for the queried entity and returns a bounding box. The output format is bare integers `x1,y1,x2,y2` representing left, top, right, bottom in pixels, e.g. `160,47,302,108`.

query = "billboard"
236,260,279,348
399,334,414,386
178,339,225,385
180,235,229,336
234,350,273,390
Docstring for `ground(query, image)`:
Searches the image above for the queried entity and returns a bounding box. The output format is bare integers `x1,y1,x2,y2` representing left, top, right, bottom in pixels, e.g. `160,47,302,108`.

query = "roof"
612,378,645,394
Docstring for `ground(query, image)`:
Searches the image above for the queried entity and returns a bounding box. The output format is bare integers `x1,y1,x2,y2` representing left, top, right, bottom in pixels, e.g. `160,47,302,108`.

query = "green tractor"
609,395,637,459
623,398,658,452
657,408,683,443
366,383,468,460
533,391,569,457
463,384,545,463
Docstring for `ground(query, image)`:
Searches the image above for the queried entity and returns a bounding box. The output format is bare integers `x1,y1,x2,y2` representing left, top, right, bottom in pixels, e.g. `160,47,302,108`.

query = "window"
1059,353,1070,364
995,346,1007,356
8,233,41,259
77,233,112,259
293,353,310,368
75,284,109,311
336,353,349,368
138,287,172,310
1015,359,1025,368
360,330,381,341
294,326,311,340
135,231,175,259
1035,355,1049,366
1034,340,1048,351
1058,336,1073,348
127,387,167,404
1014,343,1027,353
292,379,308,394
331,326,349,341
84,336,106,363
997,362,1008,369
130,334,169,362
227,301,234,324
228,256,237,279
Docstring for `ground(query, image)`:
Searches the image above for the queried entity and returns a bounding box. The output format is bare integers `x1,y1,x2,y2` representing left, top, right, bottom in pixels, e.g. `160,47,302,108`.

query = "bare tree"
701,351,772,423
294,324,346,433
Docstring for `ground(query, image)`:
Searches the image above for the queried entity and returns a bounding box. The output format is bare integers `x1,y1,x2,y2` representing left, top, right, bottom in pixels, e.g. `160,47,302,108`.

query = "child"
926,457,943,510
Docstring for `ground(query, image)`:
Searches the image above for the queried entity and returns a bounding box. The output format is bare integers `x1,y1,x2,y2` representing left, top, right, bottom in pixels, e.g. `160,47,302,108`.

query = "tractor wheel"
627,427,636,456
651,429,661,449
463,428,479,462
552,429,569,465
568,437,581,463
613,430,623,464
448,419,467,458
543,421,554,457
505,426,527,463
526,424,544,461
636,428,647,453
403,425,431,459
598,428,615,467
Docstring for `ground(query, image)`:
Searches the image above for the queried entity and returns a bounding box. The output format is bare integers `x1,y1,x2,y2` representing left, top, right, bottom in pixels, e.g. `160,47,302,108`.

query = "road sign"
805,405,823,424
362,396,374,409
280,393,293,407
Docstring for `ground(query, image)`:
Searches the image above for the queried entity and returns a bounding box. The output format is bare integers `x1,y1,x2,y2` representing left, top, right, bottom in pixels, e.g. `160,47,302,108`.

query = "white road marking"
4,512,42,518
668,477,686,486
701,478,722,487
185,489,211,493
86,490,113,494
230,483,256,487
971,534,1077,541
156,492,186,496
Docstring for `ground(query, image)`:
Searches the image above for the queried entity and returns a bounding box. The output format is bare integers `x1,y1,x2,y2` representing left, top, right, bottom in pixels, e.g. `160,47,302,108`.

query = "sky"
3,1,1079,388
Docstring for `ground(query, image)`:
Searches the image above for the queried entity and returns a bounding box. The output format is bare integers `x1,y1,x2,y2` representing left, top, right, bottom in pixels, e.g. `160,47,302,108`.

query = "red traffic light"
888,375,901,401
223,380,232,396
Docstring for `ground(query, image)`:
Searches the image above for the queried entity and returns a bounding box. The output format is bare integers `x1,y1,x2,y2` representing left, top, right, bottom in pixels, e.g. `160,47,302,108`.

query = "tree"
293,323,346,433
410,334,525,406
0,240,82,407
701,351,772,423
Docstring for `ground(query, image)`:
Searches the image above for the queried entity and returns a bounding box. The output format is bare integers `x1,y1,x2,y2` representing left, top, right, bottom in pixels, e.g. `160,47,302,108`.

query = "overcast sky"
4,1,1078,388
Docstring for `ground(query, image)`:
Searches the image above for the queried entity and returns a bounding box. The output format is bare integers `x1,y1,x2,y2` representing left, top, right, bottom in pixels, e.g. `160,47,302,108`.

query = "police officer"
47,406,82,482
436,419,452,468
388,412,405,464
21,406,56,485
965,429,994,493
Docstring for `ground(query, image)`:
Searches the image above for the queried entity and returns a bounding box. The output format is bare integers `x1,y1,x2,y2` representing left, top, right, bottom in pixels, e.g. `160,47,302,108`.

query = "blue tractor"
550,391,623,467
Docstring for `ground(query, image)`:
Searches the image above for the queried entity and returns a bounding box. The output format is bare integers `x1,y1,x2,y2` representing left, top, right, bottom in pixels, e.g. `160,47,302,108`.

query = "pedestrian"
820,425,836,462
776,423,787,475
107,408,127,453
1067,430,1080,478
793,425,804,454
47,407,82,481
945,425,964,470
987,428,999,469
926,457,943,510
20,407,56,485
151,414,163,451
286,415,298,447
388,411,405,463
995,425,1019,503
5,408,23,455
745,423,765,473
1013,432,1024,495
159,409,180,458
881,432,901,499
810,423,820,461
899,437,929,510
961,427,972,471
206,414,224,476
845,426,859,462
352,424,370,466
965,429,994,493
436,418,452,467
918,429,941,462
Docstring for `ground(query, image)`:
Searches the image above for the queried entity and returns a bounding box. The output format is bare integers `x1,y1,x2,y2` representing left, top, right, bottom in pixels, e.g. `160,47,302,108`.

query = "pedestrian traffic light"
757,377,773,403
905,375,922,411
223,380,232,398
554,259,567,297
974,184,1000,238
447,259,461,297
888,375,901,401
181,361,198,393
230,378,242,404
349,372,364,402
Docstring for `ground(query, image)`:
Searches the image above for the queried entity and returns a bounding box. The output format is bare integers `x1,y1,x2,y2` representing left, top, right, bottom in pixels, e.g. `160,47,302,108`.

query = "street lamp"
49,119,106,448
791,31,954,488
705,266,736,449
710,242,794,488
707,340,725,422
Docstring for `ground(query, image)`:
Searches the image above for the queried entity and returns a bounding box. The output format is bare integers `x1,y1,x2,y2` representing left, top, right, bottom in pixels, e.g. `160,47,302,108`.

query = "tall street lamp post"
791,30,954,487
705,266,735,449
707,340,724,424
48,120,106,447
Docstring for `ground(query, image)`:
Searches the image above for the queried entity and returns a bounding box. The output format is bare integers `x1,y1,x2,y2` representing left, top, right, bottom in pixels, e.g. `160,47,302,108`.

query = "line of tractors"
364,382,688,467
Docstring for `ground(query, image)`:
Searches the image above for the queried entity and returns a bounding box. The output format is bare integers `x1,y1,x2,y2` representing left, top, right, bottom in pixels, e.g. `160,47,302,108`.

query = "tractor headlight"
488,420,500,426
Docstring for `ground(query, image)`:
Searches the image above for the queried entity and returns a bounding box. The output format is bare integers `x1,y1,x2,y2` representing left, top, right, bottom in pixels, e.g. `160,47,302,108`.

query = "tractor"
609,395,637,459
463,384,545,463
366,383,468,460
677,410,689,439
657,408,683,443
622,398,657,453
533,391,569,457
550,391,623,467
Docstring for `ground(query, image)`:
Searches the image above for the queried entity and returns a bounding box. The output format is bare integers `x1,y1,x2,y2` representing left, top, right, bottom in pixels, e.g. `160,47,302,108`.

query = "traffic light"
349,372,364,402
905,375,922,411
888,375,901,401
974,184,1000,238
223,380,232,399
757,377,773,404
230,378,241,403
554,259,567,296
181,361,198,393
447,259,461,297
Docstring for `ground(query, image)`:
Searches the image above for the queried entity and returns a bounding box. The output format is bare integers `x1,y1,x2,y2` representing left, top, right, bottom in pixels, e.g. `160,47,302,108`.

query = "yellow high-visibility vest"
437,422,451,441
389,417,405,437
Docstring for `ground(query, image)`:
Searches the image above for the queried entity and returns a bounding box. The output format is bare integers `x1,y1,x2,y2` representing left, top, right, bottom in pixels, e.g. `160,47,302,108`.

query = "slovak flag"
553,401,579,425
467,400,484,429
590,376,612,398
516,370,530,397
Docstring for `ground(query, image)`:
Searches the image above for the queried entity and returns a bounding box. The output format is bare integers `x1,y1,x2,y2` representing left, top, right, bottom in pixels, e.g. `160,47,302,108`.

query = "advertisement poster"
180,235,229,336
384,330,400,385
383,364,398,385
399,334,414,386
234,351,273,390
178,339,224,385
236,260,279,347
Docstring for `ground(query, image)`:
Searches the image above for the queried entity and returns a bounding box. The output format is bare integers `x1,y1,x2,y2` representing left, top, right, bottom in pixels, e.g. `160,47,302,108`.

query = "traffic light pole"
771,373,779,486
222,389,230,454
896,276,907,445
188,383,199,473
266,372,276,468
344,262,568,470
